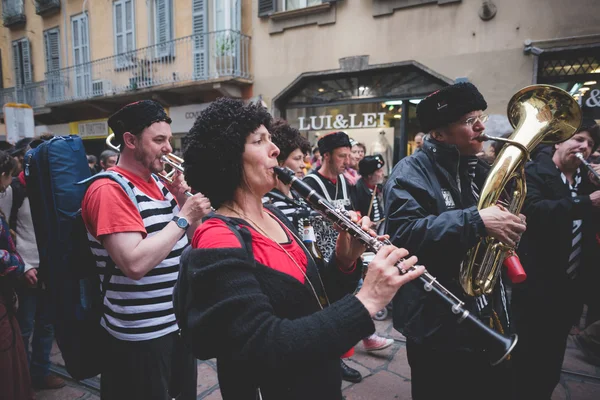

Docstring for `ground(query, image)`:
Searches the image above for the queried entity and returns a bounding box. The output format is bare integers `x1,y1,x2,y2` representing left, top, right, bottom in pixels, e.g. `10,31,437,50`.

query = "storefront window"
537,48,600,121
285,99,423,174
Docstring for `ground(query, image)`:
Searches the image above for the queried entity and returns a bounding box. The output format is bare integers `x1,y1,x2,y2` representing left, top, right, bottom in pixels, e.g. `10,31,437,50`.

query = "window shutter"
21,39,32,85
258,0,275,17
155,0,173,57
44,29,61,73
192,0,207,79
114,0,135,67
115,2,124,55
13,41,22,87
125,0,134,53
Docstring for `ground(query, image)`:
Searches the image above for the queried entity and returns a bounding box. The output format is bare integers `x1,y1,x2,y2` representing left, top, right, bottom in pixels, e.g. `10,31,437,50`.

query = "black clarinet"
274,166,517,366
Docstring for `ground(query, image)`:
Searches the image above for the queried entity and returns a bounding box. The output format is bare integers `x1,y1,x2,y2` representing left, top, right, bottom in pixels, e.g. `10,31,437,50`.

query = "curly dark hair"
0,150,16,176
270,119,311,163
183,97,272,208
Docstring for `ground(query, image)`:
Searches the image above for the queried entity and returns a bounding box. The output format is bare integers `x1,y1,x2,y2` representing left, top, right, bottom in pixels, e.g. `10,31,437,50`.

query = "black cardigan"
174,213,374,400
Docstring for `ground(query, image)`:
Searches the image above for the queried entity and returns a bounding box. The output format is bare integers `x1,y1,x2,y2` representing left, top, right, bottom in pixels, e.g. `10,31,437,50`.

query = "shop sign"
298,112,387,131
585,89,600,108
169,103,211,133
68,118,112,140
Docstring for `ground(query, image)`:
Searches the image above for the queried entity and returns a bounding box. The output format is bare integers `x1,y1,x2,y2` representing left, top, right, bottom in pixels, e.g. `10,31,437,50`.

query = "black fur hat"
417,82,488,132
108,100,172,145
317,131,351,155
359,155,385,177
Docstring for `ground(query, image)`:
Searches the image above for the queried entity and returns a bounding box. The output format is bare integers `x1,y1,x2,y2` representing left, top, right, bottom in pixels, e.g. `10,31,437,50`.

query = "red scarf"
18,171,26,187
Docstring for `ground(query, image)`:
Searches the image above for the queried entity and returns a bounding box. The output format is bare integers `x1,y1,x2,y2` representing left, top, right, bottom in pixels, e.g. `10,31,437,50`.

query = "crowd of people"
0,81,599,400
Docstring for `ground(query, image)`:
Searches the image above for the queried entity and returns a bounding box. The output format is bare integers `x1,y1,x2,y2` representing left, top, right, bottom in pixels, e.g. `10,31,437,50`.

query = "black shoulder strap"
9,178,27,230
207,214,255,262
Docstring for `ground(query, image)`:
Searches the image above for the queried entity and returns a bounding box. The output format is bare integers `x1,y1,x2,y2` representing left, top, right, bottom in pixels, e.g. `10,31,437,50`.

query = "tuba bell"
460,85,582,297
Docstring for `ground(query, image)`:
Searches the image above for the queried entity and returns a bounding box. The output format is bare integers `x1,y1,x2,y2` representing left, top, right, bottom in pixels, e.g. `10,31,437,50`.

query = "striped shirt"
262,189,311,235
560,168,583,279
88,174,188,341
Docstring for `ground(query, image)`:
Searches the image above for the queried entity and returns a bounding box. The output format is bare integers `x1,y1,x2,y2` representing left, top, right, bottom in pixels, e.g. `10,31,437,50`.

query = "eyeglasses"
462,114,489,126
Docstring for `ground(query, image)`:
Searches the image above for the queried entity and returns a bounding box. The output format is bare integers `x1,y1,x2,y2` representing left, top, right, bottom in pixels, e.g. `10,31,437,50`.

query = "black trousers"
101,331,197,400
512,301,578,400
406,339,514,400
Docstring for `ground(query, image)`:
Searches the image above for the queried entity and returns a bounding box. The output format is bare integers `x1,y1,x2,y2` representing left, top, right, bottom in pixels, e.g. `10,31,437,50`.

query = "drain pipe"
62,0,68,67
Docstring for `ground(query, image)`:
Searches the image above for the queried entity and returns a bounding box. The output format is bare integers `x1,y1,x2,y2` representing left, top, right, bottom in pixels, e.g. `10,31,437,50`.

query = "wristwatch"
172,216,189,230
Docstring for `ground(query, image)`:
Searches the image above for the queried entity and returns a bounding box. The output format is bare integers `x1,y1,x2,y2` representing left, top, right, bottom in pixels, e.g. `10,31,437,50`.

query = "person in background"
10,138,33,177
343,139,360,185
356,142,367,163
512,122,600,399
414,132,425,150
481,132,511,165
263,119,312,233
310,146,322,172
355,155,386,225
0,150,34,400
99,149,119,171
11,137,66,390
87,154,98,175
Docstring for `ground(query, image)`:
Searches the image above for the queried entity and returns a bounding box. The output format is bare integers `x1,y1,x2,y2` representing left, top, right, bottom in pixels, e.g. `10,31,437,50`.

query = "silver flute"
576,152,600,182
274,166,517,366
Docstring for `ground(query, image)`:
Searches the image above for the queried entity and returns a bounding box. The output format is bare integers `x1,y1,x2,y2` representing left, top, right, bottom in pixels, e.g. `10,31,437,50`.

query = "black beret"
108,100,172,144
10,137,34,157
317,131,352,155
417,82,487,132
359,154,385,177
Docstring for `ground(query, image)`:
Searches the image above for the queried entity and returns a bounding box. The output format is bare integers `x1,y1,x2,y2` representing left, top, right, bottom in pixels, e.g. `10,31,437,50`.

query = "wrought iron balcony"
45,30,251,104
35,0,60,16
0,81,47,112
2,0,26,27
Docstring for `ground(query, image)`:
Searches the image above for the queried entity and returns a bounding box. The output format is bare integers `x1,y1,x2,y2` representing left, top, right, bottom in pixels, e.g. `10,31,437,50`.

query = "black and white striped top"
368,189,381,222
560,168,583,279
262,189,311,235
88,174,188,341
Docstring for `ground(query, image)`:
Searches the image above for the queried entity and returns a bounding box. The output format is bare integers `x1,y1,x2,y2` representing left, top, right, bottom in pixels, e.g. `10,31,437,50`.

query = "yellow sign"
69,118,113,140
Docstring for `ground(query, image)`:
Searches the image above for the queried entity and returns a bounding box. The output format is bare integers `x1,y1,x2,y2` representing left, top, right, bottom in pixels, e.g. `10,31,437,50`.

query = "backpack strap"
77,171,139,210
9,177,27,231
77,171,140,304
207,214,255,262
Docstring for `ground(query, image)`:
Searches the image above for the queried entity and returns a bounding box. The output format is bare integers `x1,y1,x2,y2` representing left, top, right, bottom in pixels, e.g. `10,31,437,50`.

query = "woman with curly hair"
262,119,313,234
175,98,424,400
0,150,33,400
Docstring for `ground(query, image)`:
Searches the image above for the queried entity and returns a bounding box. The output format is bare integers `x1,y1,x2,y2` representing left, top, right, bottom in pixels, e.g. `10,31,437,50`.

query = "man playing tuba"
383,83,526,400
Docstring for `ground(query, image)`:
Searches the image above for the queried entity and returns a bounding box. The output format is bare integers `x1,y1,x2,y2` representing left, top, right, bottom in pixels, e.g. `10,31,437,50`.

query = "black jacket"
512,151,600,317
174,212,374,400
303,171,358,211
354,178,384,221
382,140,508,349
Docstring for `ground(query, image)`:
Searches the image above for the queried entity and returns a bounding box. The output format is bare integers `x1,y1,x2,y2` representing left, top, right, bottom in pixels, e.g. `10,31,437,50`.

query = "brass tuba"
460,85,582,297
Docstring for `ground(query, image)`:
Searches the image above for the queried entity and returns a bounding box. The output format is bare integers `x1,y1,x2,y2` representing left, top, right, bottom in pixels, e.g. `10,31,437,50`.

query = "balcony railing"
45,30,251,104
3,0,26,27
35,0,60,16
0,81,47,111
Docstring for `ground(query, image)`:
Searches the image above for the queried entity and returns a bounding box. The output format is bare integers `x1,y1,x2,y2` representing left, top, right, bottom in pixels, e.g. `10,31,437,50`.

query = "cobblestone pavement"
39,319,600,400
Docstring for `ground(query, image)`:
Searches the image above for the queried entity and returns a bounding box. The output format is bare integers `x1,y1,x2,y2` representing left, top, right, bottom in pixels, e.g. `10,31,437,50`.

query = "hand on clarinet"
334,212,387,268
355,247,424,317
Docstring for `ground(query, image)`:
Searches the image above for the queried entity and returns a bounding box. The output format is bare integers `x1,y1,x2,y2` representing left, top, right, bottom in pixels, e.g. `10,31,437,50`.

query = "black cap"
359,154,385,177
417,82,488,132
108,100,172,144
317,131,352,155
10,137,34,157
